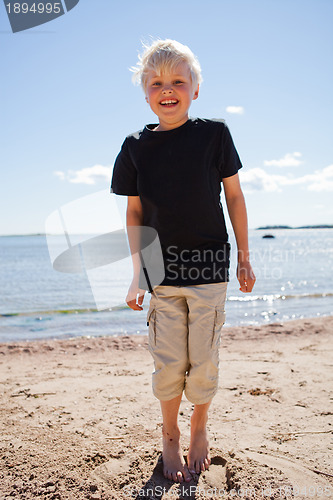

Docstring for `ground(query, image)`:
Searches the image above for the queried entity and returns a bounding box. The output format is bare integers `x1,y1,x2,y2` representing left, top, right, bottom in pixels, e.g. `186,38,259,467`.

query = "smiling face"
145,61,199,131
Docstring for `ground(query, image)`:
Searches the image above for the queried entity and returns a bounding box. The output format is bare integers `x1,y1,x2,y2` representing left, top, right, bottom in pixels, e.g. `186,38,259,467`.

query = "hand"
237,261,256,293
126,279,146,311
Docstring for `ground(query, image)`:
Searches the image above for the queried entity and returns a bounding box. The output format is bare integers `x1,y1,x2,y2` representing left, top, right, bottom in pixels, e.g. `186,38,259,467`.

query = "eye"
174,80,184,85
151,81,162,87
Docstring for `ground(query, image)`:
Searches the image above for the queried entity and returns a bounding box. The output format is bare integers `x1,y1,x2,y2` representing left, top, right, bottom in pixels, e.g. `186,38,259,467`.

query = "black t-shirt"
111,118,242,286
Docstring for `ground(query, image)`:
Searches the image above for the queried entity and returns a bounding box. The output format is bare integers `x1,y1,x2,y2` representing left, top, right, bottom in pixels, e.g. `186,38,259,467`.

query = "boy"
111,39,256,483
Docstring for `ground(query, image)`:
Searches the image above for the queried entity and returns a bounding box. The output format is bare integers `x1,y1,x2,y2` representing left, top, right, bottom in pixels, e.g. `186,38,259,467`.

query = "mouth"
160,99,179,107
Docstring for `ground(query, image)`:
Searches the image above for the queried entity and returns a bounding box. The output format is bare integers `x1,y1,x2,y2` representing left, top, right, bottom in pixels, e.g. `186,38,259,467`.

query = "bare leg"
160,394,192,483
187,401,212,474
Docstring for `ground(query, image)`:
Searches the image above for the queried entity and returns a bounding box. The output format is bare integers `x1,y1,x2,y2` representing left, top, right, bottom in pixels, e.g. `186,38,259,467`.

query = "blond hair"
131,39,202,92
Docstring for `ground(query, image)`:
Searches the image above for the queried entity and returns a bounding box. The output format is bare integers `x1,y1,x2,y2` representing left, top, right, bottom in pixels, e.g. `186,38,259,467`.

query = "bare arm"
222,173,256,293
126,196,146,310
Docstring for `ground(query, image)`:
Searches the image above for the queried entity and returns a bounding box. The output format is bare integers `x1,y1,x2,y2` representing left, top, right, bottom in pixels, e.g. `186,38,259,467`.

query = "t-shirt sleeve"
217,124,243,180
110,138,138,196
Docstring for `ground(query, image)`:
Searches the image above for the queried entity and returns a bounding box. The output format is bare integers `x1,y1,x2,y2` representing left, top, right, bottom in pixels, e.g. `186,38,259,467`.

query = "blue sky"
1,0,332,235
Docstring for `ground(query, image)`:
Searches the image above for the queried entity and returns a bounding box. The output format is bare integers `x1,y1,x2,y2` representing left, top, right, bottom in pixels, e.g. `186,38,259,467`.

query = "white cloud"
307,164,333,191
239,168,288,192
226,106,244,115
240,164,333,193
54,165,112,185
55,160,333,194
264,152,302,168
54,170,65,180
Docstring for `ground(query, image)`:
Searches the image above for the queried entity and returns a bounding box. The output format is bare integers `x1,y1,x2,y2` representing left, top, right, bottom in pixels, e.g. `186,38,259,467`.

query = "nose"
162,84,173,94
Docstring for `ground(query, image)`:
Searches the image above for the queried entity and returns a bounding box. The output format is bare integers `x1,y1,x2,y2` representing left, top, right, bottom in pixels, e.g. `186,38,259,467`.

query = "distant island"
257,225,333,230
0,233,46,237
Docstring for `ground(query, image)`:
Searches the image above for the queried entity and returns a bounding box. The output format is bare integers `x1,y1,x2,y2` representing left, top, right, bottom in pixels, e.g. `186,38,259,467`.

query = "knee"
152,361,188,401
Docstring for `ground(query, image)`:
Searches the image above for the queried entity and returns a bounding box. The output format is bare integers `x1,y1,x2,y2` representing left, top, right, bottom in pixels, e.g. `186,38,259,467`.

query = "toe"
188,459,195,474
165,469,171,481
184,466,192,482
172,471,179,482
177,471,183,483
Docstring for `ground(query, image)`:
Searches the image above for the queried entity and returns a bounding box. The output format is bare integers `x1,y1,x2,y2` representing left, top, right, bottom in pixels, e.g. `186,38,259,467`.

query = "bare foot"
187,427,211,474
162,427,192,483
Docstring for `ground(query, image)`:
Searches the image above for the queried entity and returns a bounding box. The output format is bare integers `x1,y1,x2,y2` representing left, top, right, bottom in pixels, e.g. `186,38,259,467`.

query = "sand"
0,316,332,499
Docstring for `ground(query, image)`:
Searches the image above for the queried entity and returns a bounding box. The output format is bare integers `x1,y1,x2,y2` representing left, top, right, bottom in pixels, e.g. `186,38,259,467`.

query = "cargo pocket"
212,307,226,348
147,305,156,348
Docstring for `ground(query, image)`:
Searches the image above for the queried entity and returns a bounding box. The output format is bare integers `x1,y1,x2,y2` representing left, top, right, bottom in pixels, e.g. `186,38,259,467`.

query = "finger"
240,277,256,293
245,278,256,292
126,299,143,311
238,277,248,293
245,274,256,292
137,293,145,306
238,275,246,287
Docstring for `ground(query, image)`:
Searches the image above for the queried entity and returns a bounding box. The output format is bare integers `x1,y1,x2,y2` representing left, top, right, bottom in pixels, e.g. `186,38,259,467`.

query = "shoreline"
1,316,332,499
1,312,332,346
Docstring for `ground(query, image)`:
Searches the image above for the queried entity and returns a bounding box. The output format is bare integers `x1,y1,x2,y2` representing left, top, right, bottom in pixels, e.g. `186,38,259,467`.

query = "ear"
145,96,149,103
192,84,199,101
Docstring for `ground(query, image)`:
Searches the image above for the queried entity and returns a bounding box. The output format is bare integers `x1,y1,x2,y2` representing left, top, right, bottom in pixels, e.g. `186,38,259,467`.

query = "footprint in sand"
243,450,332,498
91,456,132,483
193,455,228,490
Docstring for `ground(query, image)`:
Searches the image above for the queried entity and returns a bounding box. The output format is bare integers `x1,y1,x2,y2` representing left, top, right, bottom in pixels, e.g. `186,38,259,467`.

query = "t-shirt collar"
144,118,193,135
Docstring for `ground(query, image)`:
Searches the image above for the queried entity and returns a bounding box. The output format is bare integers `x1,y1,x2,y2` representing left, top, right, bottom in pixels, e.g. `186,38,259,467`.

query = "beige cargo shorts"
146,282,227,405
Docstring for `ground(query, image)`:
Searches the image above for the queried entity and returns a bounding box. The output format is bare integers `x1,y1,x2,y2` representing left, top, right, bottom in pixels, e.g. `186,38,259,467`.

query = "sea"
0,229,332,342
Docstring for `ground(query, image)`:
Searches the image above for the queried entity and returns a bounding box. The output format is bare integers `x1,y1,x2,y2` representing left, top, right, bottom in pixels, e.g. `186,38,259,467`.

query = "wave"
1,292,332,317
0,305,129,318
227,292,333,302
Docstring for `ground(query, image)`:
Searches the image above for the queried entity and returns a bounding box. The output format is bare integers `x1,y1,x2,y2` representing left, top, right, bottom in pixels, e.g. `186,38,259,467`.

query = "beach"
1,316,332,499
